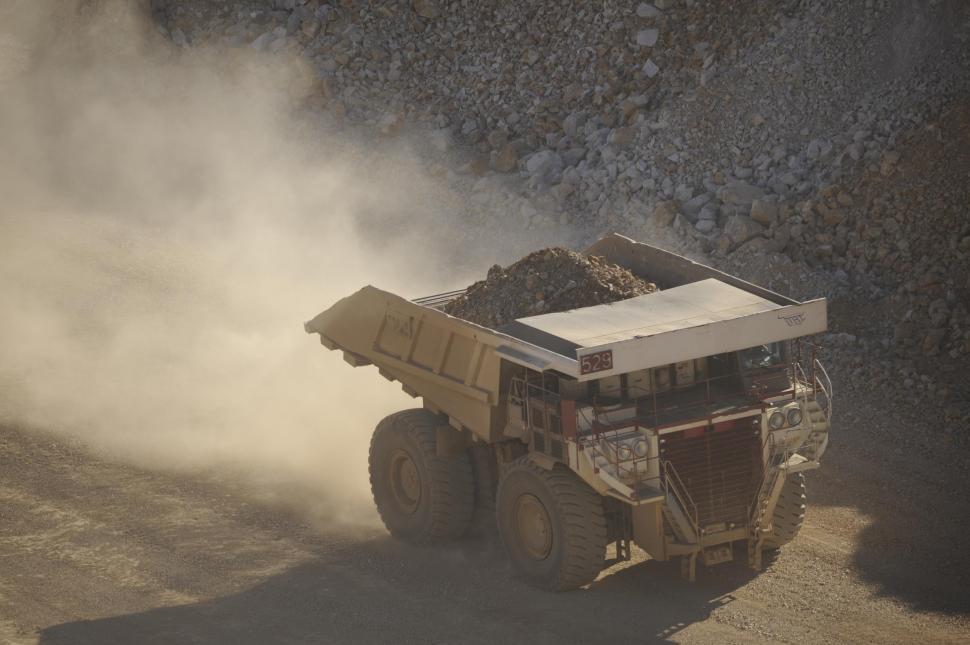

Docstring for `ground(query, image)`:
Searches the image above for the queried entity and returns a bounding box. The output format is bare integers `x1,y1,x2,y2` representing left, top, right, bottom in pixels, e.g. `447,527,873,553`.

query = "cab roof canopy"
501,278,825,380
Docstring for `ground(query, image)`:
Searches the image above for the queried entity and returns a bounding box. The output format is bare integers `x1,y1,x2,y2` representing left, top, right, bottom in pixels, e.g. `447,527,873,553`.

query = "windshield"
739,342,784,370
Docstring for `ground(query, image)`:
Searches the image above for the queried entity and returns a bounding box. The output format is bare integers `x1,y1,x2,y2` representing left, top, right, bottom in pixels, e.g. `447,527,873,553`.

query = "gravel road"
2,362,968,645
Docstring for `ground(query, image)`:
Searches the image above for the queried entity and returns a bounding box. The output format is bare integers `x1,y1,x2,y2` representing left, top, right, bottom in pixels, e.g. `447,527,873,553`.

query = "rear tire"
496,457,607,591
764,473,806,549
369,409,474,544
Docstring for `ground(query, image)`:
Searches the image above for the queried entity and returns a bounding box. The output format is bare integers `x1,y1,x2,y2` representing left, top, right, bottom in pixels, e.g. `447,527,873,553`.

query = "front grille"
660,421,762,529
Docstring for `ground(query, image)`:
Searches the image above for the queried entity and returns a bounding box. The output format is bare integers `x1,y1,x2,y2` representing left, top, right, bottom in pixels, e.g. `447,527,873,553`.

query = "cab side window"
708,352,735,378
739,343,783,371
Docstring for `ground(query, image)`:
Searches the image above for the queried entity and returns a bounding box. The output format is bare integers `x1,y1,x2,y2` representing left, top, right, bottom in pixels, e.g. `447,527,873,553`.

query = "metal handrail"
747,432,789,533
662,460,700,539
579,371,774,435
793,358,832,421
813,358,833,420
411,289,468,310
510,357,827,535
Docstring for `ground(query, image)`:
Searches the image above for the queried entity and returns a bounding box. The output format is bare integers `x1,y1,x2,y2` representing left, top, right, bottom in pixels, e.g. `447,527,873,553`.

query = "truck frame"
305,234,832,590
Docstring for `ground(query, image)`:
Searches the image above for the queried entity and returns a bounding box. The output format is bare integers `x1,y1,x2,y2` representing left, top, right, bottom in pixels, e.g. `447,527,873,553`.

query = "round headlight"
769,411,786,430
617,444,633,461
633,438,649,458
787,407,803,426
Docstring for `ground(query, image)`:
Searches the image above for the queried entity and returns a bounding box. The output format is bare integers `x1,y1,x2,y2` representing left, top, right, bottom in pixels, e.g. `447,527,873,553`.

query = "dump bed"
304,234,826,441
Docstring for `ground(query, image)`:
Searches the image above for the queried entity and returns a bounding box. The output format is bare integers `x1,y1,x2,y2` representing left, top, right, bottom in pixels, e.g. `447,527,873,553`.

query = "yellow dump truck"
305,234,832,590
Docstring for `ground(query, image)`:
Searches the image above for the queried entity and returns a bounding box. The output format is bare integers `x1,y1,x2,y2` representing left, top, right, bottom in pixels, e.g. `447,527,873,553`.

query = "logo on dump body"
386,310,414,339
778,312,806,326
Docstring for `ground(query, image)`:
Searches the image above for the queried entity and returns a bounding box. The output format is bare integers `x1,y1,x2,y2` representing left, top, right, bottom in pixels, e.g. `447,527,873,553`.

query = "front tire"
764,473,806,549
496,457,607,591
369,409,474,544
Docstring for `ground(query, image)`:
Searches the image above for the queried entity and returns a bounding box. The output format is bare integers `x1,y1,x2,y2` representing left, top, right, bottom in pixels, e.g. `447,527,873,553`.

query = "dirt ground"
2,3,969,643
2,357,968,645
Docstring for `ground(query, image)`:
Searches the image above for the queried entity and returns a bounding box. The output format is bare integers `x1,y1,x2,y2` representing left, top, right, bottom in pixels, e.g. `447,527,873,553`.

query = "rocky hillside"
148,0,970,428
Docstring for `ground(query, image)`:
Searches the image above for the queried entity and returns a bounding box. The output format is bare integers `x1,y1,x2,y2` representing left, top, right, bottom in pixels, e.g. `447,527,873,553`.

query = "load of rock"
443,247,658,328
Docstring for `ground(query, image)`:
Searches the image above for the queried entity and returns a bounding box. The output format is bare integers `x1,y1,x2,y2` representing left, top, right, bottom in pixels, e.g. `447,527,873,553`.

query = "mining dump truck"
305,234,832,590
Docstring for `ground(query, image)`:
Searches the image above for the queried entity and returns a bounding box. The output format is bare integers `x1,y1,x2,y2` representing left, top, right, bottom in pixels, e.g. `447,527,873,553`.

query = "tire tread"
498,457,607,591
764,473,807,549
369,409,474,544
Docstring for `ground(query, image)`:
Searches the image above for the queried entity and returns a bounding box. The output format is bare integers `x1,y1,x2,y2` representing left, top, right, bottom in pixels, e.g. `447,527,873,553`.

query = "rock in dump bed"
443,247,658,329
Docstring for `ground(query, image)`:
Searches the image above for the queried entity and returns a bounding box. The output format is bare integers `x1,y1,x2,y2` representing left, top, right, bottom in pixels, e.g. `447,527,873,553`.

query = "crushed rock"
443,247,657,328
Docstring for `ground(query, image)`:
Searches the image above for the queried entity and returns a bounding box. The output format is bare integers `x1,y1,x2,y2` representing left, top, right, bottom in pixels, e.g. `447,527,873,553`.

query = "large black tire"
764,473,806,549
496,457,607,591
369,409,475,544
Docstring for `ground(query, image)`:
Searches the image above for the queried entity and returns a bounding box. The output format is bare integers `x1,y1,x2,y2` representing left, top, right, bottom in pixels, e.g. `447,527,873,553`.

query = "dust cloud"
0,1,472,527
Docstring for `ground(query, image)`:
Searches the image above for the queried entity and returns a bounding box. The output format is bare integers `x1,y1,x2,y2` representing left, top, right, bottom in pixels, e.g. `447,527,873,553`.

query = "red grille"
660,420,762,530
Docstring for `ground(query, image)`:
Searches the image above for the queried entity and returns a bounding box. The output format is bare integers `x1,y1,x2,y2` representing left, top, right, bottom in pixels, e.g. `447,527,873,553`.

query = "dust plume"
0,1,472,527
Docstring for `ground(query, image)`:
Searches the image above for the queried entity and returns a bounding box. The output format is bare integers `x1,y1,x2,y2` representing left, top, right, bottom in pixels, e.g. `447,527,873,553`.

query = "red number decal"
580,350,613,375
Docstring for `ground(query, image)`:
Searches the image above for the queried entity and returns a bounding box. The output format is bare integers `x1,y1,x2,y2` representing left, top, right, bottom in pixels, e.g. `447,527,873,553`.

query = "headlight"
787,407,803,426
769,411,786,430
617,444,633,461
633,438,649,458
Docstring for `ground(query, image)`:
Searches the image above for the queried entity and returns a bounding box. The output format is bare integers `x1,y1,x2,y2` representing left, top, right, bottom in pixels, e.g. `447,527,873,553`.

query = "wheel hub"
388,449,421,514
513,493,553,560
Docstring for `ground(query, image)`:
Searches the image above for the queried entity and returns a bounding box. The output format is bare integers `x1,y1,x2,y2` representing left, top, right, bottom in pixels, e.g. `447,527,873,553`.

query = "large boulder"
651,200,680,227
492,144,519,173
718,181,765,207
724,215,765,248
525,150,564,184
749,198,779,226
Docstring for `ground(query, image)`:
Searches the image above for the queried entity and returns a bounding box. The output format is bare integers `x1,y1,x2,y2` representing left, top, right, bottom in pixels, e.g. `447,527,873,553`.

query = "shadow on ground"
806,359,970,616
810,445,970,616
39,535,753,645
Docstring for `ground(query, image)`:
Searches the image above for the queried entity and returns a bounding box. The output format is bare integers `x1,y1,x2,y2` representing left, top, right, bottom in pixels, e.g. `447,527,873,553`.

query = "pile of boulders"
443,248,658,328
152,0,970,416
155,1,968,259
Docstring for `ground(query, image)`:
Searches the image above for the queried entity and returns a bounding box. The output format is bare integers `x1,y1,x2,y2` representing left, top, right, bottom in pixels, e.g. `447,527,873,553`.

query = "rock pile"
151,0,970,422
443,248,658,328
153,2,968,252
